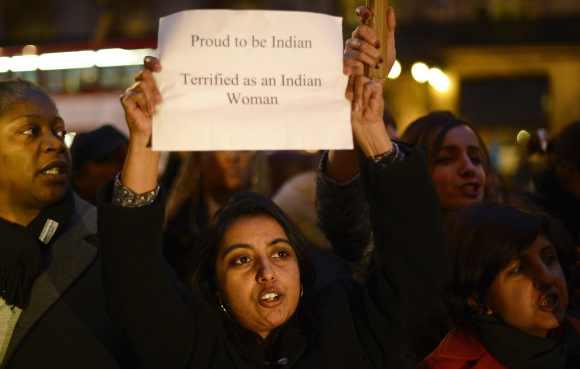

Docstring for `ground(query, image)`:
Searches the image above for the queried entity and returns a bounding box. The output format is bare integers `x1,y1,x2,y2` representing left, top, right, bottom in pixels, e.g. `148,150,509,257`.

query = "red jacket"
418,318,580,369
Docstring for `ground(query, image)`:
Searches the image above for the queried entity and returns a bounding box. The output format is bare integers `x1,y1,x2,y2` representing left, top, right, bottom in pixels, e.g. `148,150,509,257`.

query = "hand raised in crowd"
350,76,393,158
344,5,396,101
118,56,163,194
120,56,163,147
327,6,396,182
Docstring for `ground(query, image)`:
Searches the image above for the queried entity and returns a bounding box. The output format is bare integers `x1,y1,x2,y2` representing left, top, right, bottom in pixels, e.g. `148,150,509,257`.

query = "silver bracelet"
112,173,160,208
371,142,402,165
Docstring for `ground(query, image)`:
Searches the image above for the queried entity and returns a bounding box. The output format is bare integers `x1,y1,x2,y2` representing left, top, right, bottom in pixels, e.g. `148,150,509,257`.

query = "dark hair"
401,111,496,201
0,79,53,116
71,124,128,172
445,204,574,328
552,120,580,170
193,192,315,300
402,111,490,171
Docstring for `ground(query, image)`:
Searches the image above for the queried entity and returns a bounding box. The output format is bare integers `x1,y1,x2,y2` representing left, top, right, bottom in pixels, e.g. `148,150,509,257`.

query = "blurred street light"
95,48,154,67
428,67,451,93
387,60,402,79
39,51,96,70
10,55,40,72
0,57,10,73
516,130,531,145
0,48,154,72
411,62,430,83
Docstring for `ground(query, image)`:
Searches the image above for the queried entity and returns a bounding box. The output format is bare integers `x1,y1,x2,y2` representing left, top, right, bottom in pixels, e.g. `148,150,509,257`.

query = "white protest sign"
152,10,352,151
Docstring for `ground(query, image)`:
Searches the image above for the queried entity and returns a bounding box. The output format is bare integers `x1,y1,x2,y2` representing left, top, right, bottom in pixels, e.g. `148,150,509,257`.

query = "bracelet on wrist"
112,173,160,208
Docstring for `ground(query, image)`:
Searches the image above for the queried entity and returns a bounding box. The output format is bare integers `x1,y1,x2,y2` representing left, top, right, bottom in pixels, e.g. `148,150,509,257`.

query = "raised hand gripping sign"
152,10,351,151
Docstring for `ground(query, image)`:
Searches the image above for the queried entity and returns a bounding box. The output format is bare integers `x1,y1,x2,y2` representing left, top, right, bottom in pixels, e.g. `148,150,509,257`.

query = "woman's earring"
220,302,228,314
217,293,231,318
300,285,304,298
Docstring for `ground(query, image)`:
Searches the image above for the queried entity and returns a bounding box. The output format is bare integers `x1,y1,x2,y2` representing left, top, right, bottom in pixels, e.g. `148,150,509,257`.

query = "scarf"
474,315,580,369
222,302,309,368
0,192,74,308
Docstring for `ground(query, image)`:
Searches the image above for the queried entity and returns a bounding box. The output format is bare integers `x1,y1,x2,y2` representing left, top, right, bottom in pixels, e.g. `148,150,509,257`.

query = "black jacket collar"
0,192,75,308
223,306,309,368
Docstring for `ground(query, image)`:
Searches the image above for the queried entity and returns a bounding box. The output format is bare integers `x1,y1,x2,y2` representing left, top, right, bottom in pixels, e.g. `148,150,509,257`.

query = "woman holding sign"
97,8,446,369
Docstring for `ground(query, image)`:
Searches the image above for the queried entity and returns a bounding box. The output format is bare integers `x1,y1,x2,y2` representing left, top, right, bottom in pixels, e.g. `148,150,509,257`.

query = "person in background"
531,121,580,309
400,111,499,208
319,110,498,259
0,80,135,368
273,170,330,249
163,150,257,281
70,124,128,204
420,204,580,369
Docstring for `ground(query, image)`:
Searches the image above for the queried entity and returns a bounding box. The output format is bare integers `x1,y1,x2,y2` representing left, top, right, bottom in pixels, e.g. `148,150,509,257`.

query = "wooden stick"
365,0,390,80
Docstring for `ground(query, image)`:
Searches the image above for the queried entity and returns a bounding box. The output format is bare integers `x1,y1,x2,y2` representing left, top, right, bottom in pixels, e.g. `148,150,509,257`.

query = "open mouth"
261,292,280,302
38,161,69,177
42,167,64,175
459,183,482,198
258,289,283,307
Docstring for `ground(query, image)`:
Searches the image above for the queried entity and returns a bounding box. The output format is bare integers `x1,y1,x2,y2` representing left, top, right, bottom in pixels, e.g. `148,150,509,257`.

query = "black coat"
316,148,453,361
2,197,137,369
98,150,447,369
532,169,580,244
531,169,580,309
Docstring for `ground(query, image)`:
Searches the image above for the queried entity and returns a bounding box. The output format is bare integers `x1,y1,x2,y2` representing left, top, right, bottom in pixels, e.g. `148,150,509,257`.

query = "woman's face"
0,91,69,216
486,234,569,337
431,125,486,209
203,151,255,194
215,214,301,339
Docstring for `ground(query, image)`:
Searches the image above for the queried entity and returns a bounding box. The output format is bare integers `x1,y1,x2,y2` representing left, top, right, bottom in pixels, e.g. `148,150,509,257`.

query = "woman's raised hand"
351,76,392,158
118,56,162,194
327,6,396,181
120,56,162,146
344,5,396,101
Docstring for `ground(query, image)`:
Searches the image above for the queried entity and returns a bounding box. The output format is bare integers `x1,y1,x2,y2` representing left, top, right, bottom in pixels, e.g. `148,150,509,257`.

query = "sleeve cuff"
318,151,361,188
368,142,406,168
112,173,160,208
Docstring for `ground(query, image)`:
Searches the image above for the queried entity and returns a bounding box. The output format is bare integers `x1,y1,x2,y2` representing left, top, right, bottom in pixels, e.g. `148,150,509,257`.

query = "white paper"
152,10,352,151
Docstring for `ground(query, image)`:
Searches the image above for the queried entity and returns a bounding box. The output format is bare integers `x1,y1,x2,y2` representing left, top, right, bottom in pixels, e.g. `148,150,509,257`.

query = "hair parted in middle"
192,191,315,300
402,111,490,171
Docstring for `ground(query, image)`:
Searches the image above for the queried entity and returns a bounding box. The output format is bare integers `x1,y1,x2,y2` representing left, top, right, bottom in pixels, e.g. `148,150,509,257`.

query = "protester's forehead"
1,90,59,122
219,214,290,249
442,125,480,146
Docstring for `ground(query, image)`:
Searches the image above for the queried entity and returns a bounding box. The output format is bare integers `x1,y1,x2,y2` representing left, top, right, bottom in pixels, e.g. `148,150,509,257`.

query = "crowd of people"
0,5,579,369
